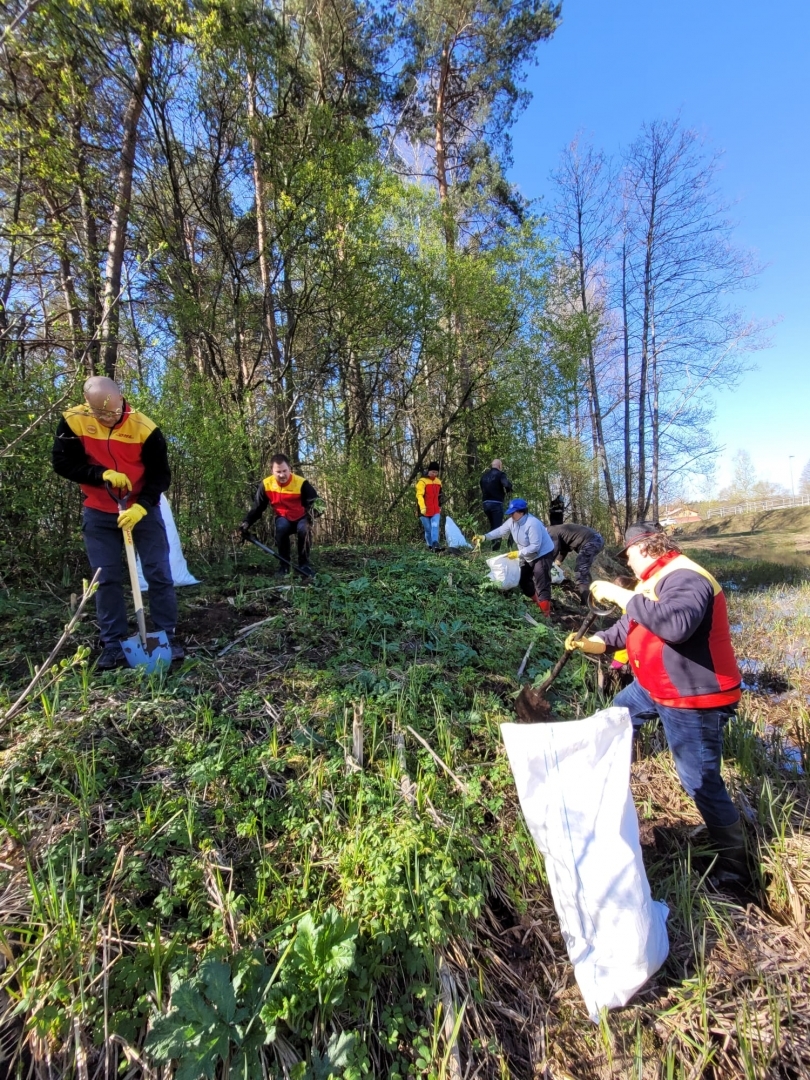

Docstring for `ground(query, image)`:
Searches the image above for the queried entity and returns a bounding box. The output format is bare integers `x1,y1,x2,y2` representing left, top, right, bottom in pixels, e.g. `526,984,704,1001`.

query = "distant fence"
705,494,810,520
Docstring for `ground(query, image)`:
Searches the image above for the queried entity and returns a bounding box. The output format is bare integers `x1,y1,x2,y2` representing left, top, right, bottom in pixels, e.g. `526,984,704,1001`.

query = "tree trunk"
101,40,152,378
621,237,633,530
636,186,656,521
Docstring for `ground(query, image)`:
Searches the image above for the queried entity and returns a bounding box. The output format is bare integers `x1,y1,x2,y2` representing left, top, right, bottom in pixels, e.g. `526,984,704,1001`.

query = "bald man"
53,377,182,669
479,458,513,551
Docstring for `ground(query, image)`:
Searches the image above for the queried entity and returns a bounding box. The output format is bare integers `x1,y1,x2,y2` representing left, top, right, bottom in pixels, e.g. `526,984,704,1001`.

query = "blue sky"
507,0,810,495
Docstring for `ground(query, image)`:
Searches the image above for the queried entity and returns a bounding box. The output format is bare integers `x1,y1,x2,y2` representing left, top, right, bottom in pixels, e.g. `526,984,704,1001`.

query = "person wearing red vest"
415,461,443,549
565,522,749,887
239,454,318,573
52,376,181,670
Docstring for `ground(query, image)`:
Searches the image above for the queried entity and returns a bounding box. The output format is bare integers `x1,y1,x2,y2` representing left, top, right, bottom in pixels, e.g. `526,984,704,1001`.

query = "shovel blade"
121,630,172,672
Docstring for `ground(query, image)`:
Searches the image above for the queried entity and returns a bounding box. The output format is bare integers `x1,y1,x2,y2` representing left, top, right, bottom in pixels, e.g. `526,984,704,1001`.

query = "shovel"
242,532,316,580
515,596,612,723
106,483,172,672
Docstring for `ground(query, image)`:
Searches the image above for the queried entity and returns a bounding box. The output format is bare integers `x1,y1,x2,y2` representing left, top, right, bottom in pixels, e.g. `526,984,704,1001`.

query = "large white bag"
486,553,521,590
444,516,471,548
501,708,669,1021
137,495,200,590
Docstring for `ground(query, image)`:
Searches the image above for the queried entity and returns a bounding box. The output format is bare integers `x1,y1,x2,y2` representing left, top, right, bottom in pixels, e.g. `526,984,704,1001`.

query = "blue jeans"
83,505,177,646
482,501,504,550
614,679,738,828
420,514,440,547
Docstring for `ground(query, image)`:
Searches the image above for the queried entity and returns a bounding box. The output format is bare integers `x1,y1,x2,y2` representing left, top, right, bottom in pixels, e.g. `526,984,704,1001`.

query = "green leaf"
201,960,237,1024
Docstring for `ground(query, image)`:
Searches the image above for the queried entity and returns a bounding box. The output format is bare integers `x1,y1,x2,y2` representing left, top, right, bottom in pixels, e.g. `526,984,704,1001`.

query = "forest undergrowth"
0,545,808,1079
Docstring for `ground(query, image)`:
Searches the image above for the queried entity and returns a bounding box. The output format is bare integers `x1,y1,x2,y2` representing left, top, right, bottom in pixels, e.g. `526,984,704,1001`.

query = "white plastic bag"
444,516,471,548
501,708,669,1021
137,495,200,590
486,553,521,590
550,563,565,584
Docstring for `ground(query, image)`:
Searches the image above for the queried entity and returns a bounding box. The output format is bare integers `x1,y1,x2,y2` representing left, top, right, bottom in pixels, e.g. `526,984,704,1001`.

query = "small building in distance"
661,506,701,528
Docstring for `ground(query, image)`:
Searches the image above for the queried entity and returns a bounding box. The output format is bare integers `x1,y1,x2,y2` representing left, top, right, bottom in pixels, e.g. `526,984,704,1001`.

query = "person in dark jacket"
239,454,318,573
479,459,512,550
547,522,605,603
565,522,748,886
52,376,181,670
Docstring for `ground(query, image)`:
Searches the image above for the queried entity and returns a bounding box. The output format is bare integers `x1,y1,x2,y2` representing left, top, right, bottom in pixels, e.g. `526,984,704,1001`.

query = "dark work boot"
96,642,126,671
706,818,752,887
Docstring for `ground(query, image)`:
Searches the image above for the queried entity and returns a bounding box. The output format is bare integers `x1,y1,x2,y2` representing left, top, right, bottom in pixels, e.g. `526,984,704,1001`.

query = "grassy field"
675,506,810,569
0,541,808,1078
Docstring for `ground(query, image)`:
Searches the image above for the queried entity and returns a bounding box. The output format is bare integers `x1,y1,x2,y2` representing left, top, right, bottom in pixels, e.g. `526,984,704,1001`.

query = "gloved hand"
471,535,485,546
102,469,132,491
564,632,606,655
590,580,635,612
117,503,147,531
234,523,250,543
506,550,519,560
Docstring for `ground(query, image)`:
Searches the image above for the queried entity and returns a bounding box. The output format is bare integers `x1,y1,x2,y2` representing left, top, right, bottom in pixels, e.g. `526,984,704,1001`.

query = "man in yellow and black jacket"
52,376,180,670
415,461,443,550
239,454,318,574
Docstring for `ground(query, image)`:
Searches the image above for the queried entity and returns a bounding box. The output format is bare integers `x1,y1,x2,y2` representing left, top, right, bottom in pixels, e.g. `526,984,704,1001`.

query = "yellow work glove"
102,468,132,492
564,632,606,655
506,550,519,560
117,503,147,531
471,534,485,546
590,580,635,612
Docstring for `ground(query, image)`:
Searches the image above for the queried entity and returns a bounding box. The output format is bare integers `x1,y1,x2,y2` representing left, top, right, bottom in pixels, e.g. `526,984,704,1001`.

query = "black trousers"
275,515,311,566
519,552,554,602
482,501,504,550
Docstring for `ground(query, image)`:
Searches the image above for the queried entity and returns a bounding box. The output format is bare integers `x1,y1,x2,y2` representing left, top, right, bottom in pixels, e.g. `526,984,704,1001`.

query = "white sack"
486,552,521,590
444,516,471,548
501,708,669,1021
137,495,200,590
550,563,566,584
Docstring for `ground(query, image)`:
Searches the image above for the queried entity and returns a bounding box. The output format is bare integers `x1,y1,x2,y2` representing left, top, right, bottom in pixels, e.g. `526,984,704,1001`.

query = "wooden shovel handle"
534,610,599,696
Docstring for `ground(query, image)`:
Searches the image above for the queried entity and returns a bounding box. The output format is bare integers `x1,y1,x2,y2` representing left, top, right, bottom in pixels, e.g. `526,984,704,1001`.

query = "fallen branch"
0,568,101,730
217,615,280,656
405,725,470,796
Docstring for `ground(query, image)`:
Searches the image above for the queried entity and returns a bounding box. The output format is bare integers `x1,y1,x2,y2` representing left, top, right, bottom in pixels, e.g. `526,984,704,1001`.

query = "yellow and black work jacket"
415,476,442,516
52,402,170,513
243,473,318,527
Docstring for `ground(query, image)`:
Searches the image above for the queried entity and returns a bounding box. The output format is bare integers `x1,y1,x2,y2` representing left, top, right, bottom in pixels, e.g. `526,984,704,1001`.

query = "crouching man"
239,454,318,574
565,522,748,886
474,498,555,616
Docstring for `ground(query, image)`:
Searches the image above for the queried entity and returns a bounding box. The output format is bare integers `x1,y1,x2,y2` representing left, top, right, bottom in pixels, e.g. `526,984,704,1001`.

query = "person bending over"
474,498,555,615
547,522,605,604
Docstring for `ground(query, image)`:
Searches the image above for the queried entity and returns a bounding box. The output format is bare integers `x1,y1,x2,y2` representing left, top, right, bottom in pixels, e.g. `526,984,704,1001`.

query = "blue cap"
505,498,528,515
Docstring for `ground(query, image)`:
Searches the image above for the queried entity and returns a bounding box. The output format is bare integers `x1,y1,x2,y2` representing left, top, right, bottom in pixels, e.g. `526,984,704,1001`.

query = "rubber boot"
706,817,752,886
577,584,590,605
534,597,551,617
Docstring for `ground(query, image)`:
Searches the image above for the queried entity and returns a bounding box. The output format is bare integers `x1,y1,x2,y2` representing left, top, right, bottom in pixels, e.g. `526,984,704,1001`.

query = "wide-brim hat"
617,520,664,557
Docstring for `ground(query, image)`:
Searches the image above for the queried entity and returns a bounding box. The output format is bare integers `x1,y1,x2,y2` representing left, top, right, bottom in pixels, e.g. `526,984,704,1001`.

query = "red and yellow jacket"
415,476,442,516
52,402,171,513
242,473,318,527
598,551,741,709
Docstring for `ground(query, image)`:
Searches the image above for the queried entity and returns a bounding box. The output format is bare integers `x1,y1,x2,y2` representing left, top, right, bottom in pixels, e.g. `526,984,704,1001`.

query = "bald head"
83,376,123,427
491,459,503,471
